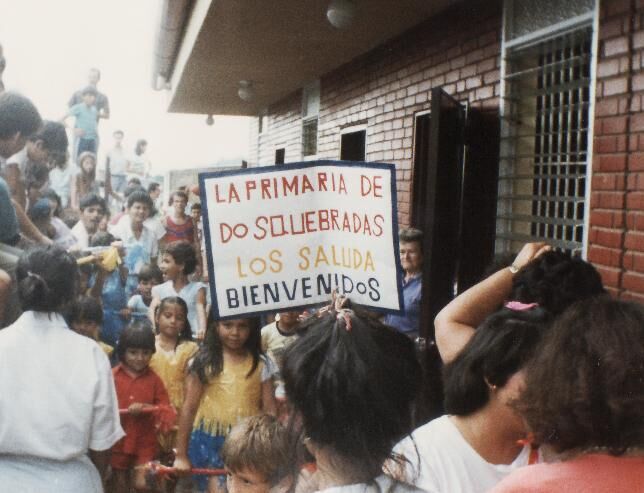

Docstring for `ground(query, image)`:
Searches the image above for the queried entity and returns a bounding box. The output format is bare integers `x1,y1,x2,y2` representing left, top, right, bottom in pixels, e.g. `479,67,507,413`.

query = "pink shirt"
491,453,644,493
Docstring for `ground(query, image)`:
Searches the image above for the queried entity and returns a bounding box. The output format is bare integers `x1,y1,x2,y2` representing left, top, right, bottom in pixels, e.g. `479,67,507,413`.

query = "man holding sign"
199,161,404,320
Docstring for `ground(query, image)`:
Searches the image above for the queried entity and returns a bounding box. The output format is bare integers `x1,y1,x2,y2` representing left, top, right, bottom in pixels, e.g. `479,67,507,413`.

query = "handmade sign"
199,161,403,318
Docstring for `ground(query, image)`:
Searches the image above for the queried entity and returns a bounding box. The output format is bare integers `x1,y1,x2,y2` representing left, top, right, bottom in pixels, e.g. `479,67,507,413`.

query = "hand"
512,242,551,270
196,329,205,341
172,455,192,476
128,403,145,416
119,308,131,321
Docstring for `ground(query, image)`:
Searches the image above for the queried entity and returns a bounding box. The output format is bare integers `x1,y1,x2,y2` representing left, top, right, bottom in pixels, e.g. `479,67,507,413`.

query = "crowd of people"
0,60,642,493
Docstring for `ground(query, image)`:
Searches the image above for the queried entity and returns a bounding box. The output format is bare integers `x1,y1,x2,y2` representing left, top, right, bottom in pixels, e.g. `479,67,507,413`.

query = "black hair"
127,177,142,187
155,296,192,342
127,190,153,210
24,162,49,191
16,245,78,312
79,192,106,213
168,189,189,206
29,120,68,153
511,250,605,316
190,315,262,384
164,240,198,275
116,319,156,361
135,139,147,156
147,182,160,193
282,306,422,478
138,263,163,284
191,202,202,211
68,296,103,326
0,91,42,139
41,189,62,217
90,231,115,248
27,199,51,222
443,306,551,415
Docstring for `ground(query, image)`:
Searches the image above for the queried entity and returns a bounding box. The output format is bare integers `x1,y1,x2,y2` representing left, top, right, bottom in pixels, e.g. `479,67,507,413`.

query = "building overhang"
154,0,463,116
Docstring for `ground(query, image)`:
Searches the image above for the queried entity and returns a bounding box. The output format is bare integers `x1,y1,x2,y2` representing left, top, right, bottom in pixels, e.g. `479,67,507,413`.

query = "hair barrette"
504,301,538,311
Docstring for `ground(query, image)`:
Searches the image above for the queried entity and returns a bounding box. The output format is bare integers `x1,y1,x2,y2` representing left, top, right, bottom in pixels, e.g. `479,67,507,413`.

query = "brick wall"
250,0,502,227
589,0,644,300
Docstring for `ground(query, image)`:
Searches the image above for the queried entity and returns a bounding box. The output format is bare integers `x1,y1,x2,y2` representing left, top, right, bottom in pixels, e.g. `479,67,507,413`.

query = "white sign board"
199,161,404,319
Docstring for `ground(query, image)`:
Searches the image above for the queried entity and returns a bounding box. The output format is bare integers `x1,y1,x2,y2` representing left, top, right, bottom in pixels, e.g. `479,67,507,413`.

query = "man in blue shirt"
384,228,423,339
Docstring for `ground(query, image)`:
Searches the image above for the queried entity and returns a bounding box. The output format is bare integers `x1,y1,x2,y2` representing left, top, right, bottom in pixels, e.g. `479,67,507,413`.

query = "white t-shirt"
106,146,128,175
71,220,91,249
152,280,206,337
393,415,532,493
49,165,76,205
317,474,423,493
0,311,124,491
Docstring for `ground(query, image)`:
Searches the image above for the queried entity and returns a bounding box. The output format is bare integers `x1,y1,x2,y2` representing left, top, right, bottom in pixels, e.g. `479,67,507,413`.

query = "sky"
0,0,251,176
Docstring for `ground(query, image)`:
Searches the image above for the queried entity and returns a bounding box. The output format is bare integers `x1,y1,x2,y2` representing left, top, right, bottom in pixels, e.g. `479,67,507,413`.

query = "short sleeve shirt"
0,311,124,459
70,103,98,139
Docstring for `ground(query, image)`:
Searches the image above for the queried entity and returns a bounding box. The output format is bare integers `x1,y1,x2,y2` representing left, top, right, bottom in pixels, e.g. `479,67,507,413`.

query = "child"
173,317,277,493
68,295,115,359
72,151,98,209
149,240,207,339
162,190,195,246
280,300,422,493
88,231,129,347
63,85,101,160
149,297,198,461
109,190,158,298
128,263,163,321
48,148,74,208
111,321,173,493
41,189,77,250
220,414,290,493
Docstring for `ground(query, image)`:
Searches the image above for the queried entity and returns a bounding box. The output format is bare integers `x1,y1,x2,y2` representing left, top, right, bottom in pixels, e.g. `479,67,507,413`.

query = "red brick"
629,152,644,170
590,209,624,228
603,36,629,57
596,153,627,171
604,0,631,16
627,172,644,190
622,271,644,293
591,191,626,209
621,290,644,303
624,251,644,271
594,227,624,248
594,265,621,289
603,76,628,96
594,135,618,153
626,191,644,210
592,173,625,190
625,231,644,251
597,58,620,78
588,245,622,267
601,115,629,134
594,98,619,117
626,211,644,231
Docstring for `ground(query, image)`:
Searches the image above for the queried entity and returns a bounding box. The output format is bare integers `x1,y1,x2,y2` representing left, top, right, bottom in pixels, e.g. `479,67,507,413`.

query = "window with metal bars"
497,27,592,254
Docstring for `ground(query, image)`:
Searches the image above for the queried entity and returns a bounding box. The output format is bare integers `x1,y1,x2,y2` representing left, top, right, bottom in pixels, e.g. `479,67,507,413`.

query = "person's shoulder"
488,463,551,492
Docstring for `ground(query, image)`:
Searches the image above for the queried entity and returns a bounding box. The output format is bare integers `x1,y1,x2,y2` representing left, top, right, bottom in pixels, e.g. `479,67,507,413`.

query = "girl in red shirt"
111,320,173,493
162,190,195,246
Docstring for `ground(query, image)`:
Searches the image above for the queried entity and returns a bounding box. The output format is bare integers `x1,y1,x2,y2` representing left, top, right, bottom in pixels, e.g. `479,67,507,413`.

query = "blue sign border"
199,160,404,320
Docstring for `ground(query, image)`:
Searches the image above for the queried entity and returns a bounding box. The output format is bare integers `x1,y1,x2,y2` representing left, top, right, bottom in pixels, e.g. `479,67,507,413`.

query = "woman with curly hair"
491,297,644,492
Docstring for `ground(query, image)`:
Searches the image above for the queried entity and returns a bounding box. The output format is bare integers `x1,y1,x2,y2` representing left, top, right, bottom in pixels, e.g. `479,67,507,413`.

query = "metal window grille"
496,27,592,254
302,117,318,156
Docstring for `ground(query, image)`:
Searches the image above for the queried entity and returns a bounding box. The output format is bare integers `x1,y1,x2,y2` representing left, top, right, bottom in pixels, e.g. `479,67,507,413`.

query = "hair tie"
505,301,538,311
337,309,353,331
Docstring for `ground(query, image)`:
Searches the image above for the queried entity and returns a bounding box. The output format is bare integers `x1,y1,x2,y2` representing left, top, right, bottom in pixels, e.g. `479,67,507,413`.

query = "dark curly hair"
281,306,421,478
164,240,197,275
443,306,551,415
510,250,605,315
516,297,644,455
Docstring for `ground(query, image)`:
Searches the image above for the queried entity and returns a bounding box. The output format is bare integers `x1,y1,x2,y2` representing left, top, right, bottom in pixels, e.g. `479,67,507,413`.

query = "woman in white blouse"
0,245,124,492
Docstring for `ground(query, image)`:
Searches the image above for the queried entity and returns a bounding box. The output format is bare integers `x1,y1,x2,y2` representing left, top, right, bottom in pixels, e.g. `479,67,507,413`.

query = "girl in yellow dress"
173,317,277,492
149,296,198,461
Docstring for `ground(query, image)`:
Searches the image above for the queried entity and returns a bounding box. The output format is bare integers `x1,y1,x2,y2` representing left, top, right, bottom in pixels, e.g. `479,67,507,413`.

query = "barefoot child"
173,317,277,492
149,297,198,460
111,321,173,493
